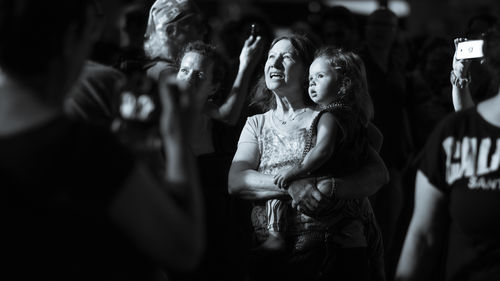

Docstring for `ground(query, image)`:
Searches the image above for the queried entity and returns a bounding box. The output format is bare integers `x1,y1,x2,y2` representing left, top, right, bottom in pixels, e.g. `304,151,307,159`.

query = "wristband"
450,70,471,89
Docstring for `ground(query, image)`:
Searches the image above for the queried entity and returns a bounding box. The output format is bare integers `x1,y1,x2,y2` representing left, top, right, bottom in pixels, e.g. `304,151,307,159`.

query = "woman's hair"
0,0,94,78
177,41,227,101
314,47,374,125
250,33,317,112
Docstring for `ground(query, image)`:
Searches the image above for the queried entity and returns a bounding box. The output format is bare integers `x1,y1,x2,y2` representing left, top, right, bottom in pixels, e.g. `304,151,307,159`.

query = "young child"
261,47,375,251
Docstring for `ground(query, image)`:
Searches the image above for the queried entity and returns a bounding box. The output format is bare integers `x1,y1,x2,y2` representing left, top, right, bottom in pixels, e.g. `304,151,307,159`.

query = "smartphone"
250,23,259,37
456,40,484,59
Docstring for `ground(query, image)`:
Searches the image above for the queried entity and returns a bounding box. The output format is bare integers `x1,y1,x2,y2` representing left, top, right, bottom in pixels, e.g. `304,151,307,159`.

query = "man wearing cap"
143,0,207,81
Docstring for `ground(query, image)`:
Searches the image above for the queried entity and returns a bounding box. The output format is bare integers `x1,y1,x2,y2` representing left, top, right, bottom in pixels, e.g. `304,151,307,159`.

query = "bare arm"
274,113,337,188
205,35,263,126
228,141,290,200
296,113,337,175
452,38,475,111
109,76,204,272
452,81,474,111
395,170,448,281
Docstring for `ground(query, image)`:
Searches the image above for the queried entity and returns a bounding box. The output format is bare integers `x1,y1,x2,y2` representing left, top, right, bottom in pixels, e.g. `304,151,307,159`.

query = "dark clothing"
305,104,369,179
3,116,156,281
360,50,412,168
420,107,500,281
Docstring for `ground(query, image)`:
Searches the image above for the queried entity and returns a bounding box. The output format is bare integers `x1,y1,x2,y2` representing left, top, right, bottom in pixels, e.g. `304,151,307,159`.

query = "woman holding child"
228,34,388,281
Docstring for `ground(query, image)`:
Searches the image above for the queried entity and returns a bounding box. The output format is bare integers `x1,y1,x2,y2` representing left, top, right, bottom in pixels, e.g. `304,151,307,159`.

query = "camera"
456,39,484,59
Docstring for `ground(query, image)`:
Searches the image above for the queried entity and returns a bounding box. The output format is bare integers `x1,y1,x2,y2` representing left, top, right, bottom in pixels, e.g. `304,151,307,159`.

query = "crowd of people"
2,0,500,281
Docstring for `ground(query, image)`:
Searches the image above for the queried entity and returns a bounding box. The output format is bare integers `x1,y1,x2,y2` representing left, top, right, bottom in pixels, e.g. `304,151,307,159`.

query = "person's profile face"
308,57,340,106
176,51,215,108
264,39,306,93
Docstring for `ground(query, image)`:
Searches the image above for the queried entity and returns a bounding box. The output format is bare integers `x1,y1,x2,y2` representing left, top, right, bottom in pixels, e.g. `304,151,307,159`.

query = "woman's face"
308,57,339,106
264,39,306,94
177,51,215,109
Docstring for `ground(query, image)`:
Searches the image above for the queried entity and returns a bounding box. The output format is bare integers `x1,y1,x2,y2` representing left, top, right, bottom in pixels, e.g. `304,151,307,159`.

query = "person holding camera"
395,28,500,281
2,1,205,280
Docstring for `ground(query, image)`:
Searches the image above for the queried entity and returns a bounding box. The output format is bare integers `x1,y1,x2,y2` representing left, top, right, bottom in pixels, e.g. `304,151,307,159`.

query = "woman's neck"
477,90,500,127
273,91,308,116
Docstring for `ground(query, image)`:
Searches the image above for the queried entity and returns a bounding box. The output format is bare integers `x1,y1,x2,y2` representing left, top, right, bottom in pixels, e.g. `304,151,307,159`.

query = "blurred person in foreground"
2,0,205,280
396,28,500,281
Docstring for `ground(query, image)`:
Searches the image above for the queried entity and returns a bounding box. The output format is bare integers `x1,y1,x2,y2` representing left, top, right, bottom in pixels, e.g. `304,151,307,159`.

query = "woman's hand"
239,35,264,71
287,178,327,216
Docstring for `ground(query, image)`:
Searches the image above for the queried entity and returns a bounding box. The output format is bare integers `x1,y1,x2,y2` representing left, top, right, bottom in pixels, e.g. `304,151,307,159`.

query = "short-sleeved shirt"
3,116,155,280
420,107,500,281
238,110,366,247
238,111,323,237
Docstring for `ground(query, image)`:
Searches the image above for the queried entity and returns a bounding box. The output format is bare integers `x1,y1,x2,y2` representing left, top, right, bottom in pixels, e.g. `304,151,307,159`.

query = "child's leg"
257,199,287,251
266,199,287,234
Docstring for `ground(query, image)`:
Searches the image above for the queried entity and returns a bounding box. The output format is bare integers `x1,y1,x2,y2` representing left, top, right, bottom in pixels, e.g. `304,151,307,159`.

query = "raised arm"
451,38,475,111
109,76,204,272
395,170,449,281
228,141,290,200
205,35,263,125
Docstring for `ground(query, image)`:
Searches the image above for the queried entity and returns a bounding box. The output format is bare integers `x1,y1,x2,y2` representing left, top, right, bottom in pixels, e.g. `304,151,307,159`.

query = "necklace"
274,108,307,125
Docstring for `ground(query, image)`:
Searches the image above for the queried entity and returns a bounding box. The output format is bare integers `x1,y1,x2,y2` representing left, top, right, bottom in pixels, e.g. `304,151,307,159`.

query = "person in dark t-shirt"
1,1,204,280
396,28,500,281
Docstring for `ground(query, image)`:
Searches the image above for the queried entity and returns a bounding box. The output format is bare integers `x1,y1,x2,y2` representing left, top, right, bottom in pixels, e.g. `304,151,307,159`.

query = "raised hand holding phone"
239,25,264,71
456,39,484,60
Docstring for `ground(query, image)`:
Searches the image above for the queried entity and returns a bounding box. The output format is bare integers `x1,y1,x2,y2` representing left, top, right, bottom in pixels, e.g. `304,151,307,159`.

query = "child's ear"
340,78,352,93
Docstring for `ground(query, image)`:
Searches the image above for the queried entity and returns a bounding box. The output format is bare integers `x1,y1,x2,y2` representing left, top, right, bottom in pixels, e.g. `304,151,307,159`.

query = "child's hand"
274,169,297,189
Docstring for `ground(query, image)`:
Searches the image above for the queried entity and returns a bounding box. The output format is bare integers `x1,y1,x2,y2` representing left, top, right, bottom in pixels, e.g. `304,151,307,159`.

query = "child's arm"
274,113,339,188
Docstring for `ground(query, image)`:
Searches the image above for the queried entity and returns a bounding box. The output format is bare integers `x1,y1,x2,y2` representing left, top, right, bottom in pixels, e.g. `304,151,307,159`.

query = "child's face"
177,51,215,109
308,57,339,106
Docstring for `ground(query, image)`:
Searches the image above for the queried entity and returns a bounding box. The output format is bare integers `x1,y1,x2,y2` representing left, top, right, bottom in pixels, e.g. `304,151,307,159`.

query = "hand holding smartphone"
456,39,484,60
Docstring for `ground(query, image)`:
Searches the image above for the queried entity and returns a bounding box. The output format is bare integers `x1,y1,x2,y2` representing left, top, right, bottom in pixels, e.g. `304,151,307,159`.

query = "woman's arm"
451,38,475,111
228,141,289,200
395,170,448,281
205,35,263,126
